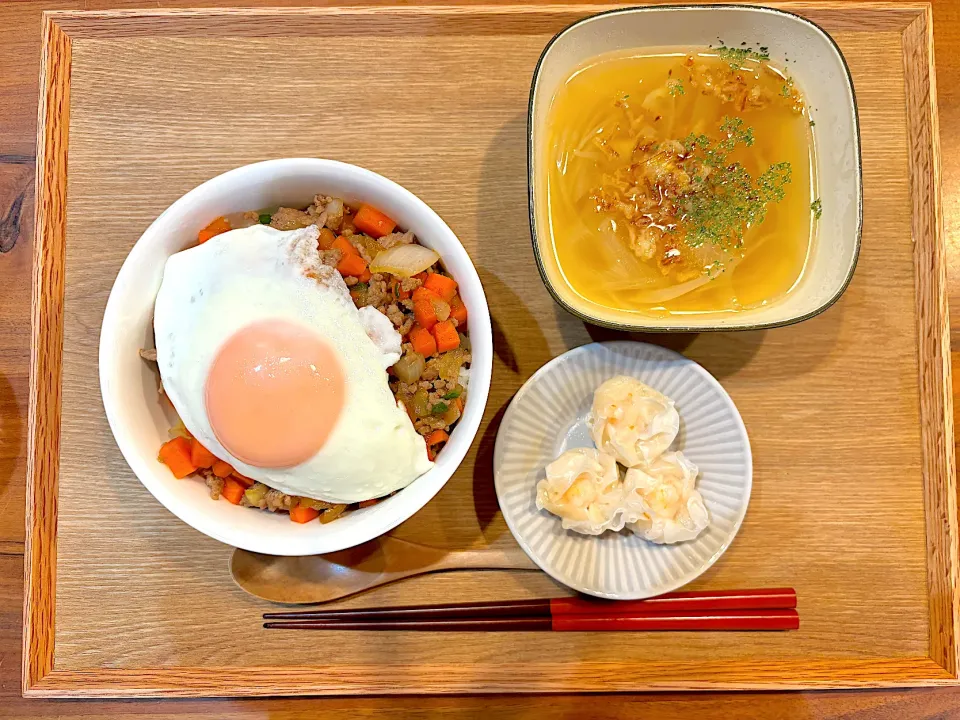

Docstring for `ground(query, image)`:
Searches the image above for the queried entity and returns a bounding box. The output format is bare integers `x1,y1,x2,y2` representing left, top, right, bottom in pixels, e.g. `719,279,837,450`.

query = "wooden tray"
25,2,957,696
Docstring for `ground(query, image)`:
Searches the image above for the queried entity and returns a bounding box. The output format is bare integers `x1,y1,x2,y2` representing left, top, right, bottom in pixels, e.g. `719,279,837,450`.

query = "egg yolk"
204,320,345,468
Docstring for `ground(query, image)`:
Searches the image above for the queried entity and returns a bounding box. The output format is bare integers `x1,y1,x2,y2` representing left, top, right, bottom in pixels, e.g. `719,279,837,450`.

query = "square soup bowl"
528,5,861,331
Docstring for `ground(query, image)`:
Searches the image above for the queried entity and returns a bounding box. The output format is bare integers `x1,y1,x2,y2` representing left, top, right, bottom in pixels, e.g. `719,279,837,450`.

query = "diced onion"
442,402,461,425
436,349,466,381
370,244,440,278
431,298,451,322
393,352,426,385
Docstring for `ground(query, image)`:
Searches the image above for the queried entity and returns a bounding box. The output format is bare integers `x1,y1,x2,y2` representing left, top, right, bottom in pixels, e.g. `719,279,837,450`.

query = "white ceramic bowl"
529,5,862,331
99,158,492,556
494,342,751,599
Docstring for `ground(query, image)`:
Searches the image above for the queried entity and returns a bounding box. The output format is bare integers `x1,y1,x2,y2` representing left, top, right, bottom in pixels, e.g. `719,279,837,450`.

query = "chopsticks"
263,587,799,632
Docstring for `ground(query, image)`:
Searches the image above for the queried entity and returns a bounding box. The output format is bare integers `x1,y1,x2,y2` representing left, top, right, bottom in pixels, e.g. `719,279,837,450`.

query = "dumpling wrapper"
623,451,709,544
536,448,626,535
588,376,680,467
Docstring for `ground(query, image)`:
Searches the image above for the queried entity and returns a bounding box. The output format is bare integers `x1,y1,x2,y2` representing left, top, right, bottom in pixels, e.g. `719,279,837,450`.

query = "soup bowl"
528,4,861,331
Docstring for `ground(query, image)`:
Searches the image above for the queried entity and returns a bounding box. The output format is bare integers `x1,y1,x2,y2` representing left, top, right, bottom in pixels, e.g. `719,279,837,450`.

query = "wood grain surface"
3,0,960,716
18,2,955,696
902,7,960,679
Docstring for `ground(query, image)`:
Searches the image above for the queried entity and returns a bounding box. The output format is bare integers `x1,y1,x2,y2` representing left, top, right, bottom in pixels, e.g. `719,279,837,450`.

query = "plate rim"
494,340,753,599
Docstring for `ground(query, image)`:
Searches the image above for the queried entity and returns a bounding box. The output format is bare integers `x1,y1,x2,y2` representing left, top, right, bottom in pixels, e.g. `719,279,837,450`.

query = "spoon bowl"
230,535,539,604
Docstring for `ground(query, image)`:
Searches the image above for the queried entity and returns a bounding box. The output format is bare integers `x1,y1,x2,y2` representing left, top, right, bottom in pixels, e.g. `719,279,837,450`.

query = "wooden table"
2,0,960,716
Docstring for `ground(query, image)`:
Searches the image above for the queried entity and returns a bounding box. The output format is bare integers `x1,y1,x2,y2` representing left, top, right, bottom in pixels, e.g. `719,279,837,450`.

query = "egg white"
154,224,433,503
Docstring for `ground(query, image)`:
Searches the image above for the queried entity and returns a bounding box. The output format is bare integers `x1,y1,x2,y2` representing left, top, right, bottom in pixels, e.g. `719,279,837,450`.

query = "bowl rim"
526,3,863,332
98,157,493,555
493,340,753,599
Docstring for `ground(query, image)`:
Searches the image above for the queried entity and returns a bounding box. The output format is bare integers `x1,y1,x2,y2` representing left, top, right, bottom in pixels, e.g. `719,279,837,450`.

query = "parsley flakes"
680,117,792,250
811,198,823,220
715,45,770,70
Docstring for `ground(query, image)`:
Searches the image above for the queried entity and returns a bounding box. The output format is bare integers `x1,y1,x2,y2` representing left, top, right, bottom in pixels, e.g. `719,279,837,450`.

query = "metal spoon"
230,535,539,604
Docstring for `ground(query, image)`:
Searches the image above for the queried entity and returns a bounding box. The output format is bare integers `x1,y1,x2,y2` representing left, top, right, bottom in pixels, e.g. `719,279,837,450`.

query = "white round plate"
494,341,752,599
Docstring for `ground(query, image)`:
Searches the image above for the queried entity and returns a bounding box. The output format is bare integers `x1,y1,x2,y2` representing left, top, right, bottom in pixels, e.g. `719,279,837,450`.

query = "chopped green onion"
258,213,272,224
442,387,462,400
810,198,823,220
431,402,449,415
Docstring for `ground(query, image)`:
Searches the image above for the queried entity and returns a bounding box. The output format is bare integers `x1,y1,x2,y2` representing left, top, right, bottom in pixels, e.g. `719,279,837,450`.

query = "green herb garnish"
667,79,685,97
680,117,792,250
715,45,770,70
431,402,449,415
809,120,816,127
811,198,823,220
442,387,462,400
780,76,795,98
258,213,272,224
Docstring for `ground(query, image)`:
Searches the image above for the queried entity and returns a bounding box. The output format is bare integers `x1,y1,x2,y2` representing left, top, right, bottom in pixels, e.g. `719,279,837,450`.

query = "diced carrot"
423,273,458,302
212,460,234,478
232,473,255,488
409,325,437,357
357,268,372,283
359,499,380,508
412,286,439,303
450,295,468,328
221,476,246,505
398,286,411,300
412,272,428,282
197,216,231,244
338,252,368,278
432,321,460,353
190,440,217,469
454,397,464,414
426,429,450,446
353,205,397,239
413,299,438,330
290,505,320,523
318,227,337,250
333,235,359,257
158,436,197,479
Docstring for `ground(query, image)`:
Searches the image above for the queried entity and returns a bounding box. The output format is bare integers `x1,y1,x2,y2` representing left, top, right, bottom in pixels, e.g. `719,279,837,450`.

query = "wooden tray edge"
39,2,932,38
23,1,959,696
18,658,957,697
902,5,960,681
23,12,70,696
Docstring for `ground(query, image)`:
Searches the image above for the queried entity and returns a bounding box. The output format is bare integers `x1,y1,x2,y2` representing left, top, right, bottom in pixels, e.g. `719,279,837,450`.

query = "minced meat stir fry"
148,195,470,524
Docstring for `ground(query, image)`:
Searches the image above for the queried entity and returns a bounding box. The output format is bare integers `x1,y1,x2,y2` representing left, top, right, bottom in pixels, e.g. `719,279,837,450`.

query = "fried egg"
154,224,432,504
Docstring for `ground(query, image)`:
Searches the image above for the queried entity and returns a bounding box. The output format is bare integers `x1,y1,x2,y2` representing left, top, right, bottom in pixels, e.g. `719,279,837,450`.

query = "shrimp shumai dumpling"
536,448,625,535
588,376,680,467
623,451,709,544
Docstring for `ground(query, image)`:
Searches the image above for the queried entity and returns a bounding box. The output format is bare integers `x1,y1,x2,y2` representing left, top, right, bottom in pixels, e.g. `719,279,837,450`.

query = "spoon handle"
428,544,539,572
